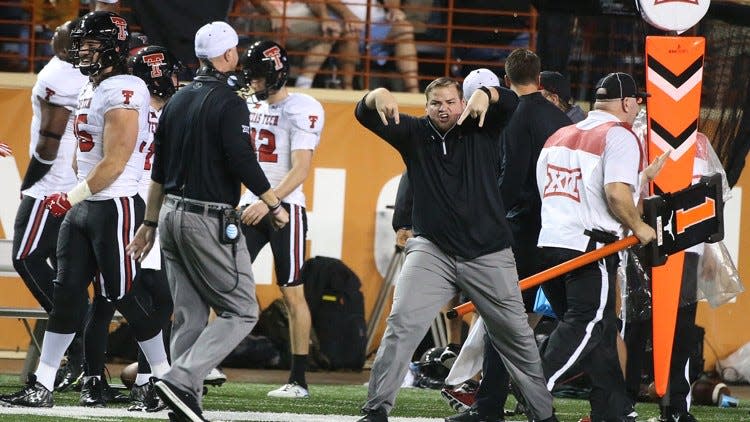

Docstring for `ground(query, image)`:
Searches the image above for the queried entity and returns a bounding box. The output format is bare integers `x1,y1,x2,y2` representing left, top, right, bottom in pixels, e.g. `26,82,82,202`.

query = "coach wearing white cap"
129,21,289,421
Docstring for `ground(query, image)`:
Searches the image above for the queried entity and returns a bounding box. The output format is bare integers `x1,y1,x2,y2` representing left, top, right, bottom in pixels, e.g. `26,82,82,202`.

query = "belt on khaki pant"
165,196,231,218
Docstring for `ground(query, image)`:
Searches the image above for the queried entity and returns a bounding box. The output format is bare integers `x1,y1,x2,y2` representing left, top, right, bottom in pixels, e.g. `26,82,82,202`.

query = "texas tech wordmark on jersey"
240,92,324,207
74,74,150,200
24,56,89,199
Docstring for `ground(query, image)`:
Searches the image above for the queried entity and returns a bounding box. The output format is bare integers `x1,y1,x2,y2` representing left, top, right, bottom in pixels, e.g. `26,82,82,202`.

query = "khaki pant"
363,237,554,420
158,196,258,404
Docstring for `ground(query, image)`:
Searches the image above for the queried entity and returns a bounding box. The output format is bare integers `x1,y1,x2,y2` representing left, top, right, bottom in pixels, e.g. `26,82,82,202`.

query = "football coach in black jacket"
354,78,558,422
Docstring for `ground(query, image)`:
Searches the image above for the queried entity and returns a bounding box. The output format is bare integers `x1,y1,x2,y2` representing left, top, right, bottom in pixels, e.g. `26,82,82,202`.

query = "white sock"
35,331,75,391
295,76,313,88
35,362,57,391
135,373,152,386
137,331,170,378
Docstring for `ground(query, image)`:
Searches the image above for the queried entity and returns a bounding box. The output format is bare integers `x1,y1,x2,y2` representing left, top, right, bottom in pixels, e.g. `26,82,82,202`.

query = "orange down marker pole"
447,236,639,320
646,36,704,397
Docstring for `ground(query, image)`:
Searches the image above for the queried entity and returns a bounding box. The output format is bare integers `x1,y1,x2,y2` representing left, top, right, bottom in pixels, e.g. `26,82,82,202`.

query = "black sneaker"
128,382,150,411
357,407,388,422
54,361,83,392
101,377,129,404
0,374,53,407
660,411,697,422
129,379,167,412
154,379,207,422
445,407,504,422
79,377,106,407
203,367,227,387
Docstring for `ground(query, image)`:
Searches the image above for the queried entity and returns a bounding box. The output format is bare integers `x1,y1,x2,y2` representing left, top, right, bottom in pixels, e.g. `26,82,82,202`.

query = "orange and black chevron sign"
645,36,705,397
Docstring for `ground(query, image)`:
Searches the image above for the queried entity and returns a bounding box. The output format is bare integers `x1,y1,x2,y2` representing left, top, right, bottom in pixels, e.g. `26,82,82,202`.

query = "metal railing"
0,0,538,91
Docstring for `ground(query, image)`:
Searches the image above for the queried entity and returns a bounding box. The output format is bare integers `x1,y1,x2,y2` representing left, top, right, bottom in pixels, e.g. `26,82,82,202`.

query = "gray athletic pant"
159,196,258,404
364,237,553,419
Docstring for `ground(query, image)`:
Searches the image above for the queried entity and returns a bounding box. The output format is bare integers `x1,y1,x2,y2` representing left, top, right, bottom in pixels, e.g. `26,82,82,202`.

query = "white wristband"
67,180,92,206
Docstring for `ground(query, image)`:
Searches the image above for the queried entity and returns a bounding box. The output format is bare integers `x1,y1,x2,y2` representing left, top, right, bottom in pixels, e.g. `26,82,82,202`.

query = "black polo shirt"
355,89,519,259
152,76,270,206
500,92,572,220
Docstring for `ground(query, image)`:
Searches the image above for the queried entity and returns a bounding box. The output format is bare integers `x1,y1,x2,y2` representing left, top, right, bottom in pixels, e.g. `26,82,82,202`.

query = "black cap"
540,71,571,103
594,72,650,100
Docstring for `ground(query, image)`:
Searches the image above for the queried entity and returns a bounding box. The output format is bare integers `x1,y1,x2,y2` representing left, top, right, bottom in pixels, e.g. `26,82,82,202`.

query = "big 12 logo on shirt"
543,164,582,201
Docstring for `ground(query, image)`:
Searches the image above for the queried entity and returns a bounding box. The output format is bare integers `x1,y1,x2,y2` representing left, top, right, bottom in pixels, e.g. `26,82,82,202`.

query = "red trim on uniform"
19,200,46,259
545,122,624,157
293,205,301,281
121,197,133,293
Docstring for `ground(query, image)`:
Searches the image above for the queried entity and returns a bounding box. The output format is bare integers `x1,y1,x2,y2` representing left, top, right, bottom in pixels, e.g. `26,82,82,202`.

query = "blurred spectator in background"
451,0,531,78
0,1,30,72
540,70,586,123
249,0,341,88
131,0,232,75
327,0,419,92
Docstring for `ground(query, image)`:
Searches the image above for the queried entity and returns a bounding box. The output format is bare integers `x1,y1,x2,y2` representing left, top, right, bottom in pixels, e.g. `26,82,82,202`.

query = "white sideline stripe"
0,406,479,421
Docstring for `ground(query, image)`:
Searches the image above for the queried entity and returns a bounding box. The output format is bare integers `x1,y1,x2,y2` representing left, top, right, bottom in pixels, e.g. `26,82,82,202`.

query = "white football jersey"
537,111,642,252
240,93,324,207
23,57,88,198
137,105,161,199
75,75,150,200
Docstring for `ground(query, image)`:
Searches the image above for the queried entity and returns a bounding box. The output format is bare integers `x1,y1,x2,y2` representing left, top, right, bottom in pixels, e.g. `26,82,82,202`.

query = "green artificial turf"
0,375,749,421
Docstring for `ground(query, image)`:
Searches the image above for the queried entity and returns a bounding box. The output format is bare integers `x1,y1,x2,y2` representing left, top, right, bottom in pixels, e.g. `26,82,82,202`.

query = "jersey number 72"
249,128,278,163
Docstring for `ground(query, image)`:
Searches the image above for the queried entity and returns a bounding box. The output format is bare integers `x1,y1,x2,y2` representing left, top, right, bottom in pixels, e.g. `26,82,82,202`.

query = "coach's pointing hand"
366,88,400,125
458,88,491,127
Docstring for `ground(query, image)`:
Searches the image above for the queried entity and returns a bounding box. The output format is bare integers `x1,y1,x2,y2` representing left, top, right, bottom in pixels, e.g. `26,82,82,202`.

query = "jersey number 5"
74,114,94,152
249,128,278,163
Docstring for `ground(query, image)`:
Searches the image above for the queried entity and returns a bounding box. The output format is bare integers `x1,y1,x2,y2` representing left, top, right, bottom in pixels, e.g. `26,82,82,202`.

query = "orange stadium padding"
645,36,705,397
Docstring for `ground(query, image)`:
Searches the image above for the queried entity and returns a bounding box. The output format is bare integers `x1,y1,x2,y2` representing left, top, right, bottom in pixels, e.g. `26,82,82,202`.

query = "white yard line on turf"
0,405,486,422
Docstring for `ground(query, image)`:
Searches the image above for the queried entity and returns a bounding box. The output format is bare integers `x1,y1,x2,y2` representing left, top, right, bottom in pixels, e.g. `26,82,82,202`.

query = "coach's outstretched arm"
355,88,416,155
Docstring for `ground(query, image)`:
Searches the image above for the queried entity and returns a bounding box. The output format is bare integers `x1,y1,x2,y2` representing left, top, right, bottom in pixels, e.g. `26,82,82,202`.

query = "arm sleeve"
100,79,149,114
32,78,79,111
603,127,640,188
500,132,531,209
354,96,415,159
482,87,519,135
391,171,413,231
220,98,271,196
151,104,168,184
288,96,324,151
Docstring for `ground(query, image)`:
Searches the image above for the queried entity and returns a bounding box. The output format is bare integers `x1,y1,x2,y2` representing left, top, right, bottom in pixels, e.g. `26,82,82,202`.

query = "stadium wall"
0,73,747,371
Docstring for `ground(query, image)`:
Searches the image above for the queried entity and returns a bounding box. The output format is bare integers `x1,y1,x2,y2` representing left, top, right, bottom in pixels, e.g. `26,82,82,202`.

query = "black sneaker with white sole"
55,361,83,392
0,374,53,407
79,376,106,407
129,379,167,412
154,379,207,422
203,367,227,387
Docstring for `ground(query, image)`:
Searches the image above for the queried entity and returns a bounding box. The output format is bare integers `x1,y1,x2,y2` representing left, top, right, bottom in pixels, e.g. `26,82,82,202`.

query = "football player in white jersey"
11,18,89,392
71,44,182,410
0,12,170,408
239,40,324,399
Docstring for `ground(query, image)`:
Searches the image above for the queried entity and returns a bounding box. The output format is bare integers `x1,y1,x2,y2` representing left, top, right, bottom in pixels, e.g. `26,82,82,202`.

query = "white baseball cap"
462,68,500,100
194,21,238,59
